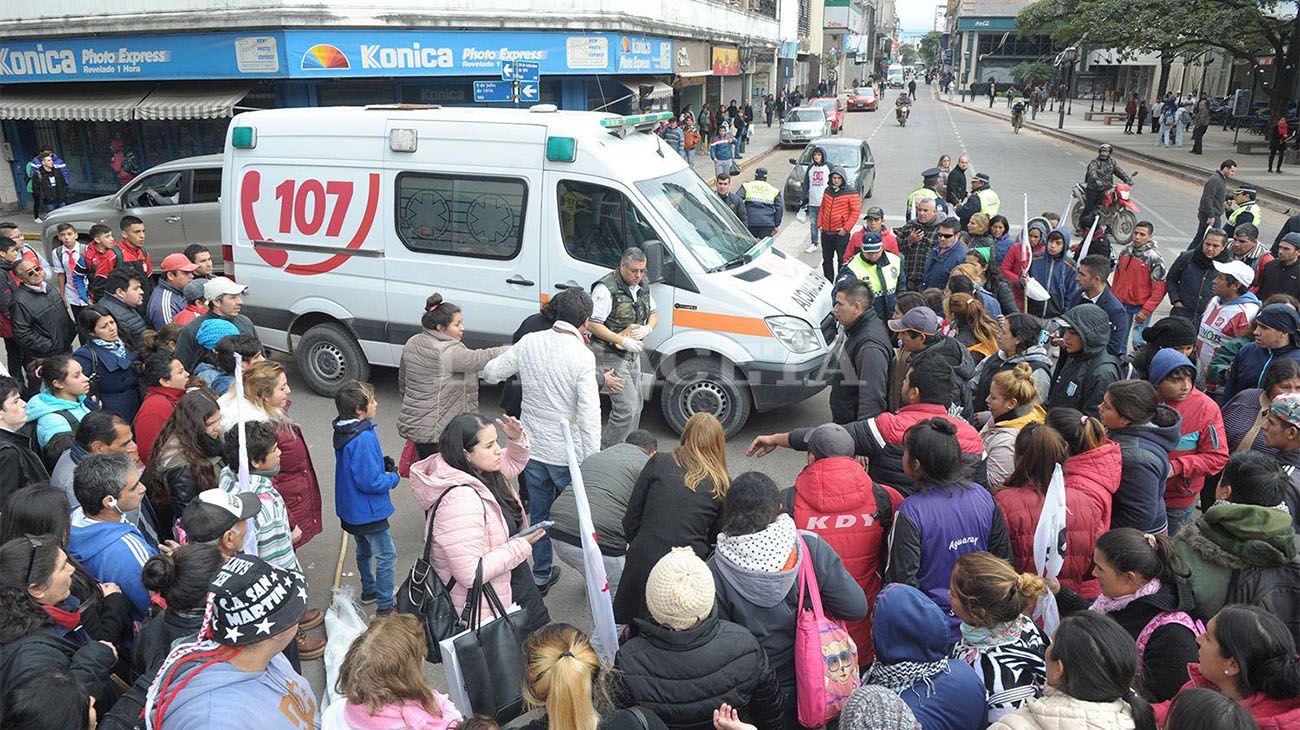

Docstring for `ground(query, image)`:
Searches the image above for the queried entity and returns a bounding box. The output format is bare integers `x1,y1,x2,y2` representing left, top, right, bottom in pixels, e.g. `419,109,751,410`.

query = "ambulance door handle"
505,275,535,287
554,280,580,290
165,216,181,223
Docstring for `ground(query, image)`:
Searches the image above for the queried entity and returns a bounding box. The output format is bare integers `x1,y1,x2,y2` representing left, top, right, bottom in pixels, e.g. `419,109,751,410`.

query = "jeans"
1124,303,1148,349
596,348,643,449
353,528,397,610
552,540,625,656
521,460,573,584
807,205,821,248
1166,504,1197,539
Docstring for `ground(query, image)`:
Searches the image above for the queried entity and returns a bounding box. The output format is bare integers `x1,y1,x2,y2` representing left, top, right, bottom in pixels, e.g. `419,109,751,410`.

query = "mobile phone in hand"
512,520,554,540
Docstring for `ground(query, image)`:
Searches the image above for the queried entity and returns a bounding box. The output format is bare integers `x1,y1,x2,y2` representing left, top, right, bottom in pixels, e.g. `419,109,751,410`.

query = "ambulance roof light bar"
600,111,674,138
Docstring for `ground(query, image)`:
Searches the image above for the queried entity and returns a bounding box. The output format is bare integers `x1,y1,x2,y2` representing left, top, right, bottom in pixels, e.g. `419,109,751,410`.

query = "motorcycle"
1070,171,1140,245
896,103,910,127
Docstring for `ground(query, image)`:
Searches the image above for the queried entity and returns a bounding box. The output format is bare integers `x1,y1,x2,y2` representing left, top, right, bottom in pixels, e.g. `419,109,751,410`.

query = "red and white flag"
560,419,619,664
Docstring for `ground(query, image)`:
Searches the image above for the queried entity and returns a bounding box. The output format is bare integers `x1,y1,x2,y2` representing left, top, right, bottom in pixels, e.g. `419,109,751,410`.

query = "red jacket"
817,185,861,233
842,226,900,262
1001,242,1034,308
275,421,324,547
791,457,902,665
874,403,985,456
171,304,205,327
1155,665,1300,730
133,386,185,466
995,440,1122,599
1163,389,1229,509
1113,243,1169,317
85,240,153,280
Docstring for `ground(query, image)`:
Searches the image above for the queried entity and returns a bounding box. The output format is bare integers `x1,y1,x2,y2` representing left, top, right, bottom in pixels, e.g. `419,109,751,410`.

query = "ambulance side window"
395,173,528,260
556,180,658,269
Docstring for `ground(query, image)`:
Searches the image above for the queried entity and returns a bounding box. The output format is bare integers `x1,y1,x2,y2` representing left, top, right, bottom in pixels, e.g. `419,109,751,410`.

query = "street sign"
474,80,514,103
500,61,515,81
515,61,540,83
519,82,540,102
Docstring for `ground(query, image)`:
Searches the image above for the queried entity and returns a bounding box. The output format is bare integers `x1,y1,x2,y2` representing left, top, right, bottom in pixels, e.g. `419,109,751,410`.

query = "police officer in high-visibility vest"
1225,186,1261,239
956,171,1000,227
739,167,784,238
839,230,901,321
906,167,948,219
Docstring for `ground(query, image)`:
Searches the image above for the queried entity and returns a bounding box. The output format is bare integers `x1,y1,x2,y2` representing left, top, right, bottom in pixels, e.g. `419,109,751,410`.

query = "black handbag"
396,486,467,664
451,559,531,721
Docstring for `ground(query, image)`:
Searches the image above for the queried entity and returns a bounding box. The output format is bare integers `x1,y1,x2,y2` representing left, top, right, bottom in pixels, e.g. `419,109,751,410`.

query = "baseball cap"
807,423,856,459
204,276,247,301
921,167,942,179
1234,187,1257,197
754,167,769,179
181,490,259,544
182,279,207,304
887,307,939,335
1270,393,1300,429
206,555,308,646
161,253,200,273
863,206,885,220
1213,260,1255,289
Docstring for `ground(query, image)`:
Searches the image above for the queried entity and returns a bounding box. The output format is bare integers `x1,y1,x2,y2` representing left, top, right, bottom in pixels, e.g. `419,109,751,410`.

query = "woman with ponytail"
979,363,1045,490
1052,528,1200,702
884,416,1013,642
132,543,225,677
989,612,1156,730
949,552,1050,723
946,292,999,362
997,412,1120,599
1154,604,1300,729
521,624,667,730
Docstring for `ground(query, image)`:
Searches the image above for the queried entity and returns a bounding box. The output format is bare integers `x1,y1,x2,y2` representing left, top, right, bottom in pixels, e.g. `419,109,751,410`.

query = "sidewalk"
941,93,1300,212
688,118,783,181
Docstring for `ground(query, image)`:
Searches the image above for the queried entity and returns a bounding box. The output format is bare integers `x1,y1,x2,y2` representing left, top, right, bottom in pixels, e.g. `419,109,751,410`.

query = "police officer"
587,247,659,448
1225,187,1261,239
839,230,901,321
906,167,946,219
739,167,783,238
956,171,1000,227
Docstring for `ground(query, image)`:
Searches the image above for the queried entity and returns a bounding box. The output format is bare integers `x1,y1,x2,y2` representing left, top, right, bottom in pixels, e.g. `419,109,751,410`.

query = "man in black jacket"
1190,159,1235,250
1071,254,1130,357
1258,233,1300,301
11,257,75,365
0,375,48,498
945,154,969,207
0,235,23,382
1047,302,1122,417
828,279,892,424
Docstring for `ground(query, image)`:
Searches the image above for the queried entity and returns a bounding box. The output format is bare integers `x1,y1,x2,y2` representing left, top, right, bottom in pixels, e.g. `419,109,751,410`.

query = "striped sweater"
219,466,300,574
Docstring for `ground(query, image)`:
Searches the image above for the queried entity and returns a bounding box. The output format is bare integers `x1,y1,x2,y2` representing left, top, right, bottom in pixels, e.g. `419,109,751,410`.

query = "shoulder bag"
395,485,469,663
443,559,531,721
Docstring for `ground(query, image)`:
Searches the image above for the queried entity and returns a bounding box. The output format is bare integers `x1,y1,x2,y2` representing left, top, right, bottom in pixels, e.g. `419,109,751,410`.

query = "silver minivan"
40,154,223,267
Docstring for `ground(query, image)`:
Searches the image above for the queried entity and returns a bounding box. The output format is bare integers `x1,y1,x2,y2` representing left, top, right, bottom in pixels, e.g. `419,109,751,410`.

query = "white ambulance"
221,105,835,435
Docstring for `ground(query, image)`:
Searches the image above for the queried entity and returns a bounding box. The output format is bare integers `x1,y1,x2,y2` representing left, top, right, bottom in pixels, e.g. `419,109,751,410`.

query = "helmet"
1098,144,1113,155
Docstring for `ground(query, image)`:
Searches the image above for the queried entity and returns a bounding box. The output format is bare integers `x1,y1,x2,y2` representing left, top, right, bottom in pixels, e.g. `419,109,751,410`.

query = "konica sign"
0,32,281,83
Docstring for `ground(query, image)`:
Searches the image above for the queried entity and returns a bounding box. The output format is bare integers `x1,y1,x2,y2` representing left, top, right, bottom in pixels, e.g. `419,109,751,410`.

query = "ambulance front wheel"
660,359,752,438
296,322,371,397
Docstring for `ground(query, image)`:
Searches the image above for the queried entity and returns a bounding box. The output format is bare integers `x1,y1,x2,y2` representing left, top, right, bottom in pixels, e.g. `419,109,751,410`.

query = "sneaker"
359,592,377,606
803,243,820,254
297,631,327,661
299,607,324,630
375,607,395,618
535,565,562,597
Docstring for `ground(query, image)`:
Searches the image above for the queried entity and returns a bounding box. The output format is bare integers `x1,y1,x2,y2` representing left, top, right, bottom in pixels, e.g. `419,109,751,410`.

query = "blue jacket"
1027,229,1079,318
73,342,141,423
192,362,234,395
25,390,95,448
1225,342,1300,400
708,136,736,161
1108,404,1181,534
332,418,399,531
739,180,784,229
1070,286,1131,358
68,508,157,620
871,584,988,730
921,241,969,290
146,280,186,330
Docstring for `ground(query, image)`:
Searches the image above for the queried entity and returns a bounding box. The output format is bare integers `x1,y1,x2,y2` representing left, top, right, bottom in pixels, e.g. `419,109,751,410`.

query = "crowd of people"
1,126,1300,730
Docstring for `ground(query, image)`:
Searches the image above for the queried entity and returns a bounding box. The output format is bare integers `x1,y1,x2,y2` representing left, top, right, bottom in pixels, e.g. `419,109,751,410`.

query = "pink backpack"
1135,611,1204,666
794,534,860,727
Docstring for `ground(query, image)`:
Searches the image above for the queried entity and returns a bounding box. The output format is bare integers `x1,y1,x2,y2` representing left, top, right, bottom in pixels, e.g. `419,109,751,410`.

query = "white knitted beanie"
644,547,715,630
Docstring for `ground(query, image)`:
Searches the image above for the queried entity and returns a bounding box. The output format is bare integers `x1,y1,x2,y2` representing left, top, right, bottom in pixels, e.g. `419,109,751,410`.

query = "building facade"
946,0,1051,88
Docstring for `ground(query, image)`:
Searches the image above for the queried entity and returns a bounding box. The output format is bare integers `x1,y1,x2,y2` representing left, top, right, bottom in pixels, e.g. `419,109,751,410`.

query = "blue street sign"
519,82,539,102
474,80,515,102
515,61,540,83
500,61,515,81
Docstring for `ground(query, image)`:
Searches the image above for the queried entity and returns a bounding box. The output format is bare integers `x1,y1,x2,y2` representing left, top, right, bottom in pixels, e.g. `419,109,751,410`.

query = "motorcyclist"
895,92,912,124
1080,143,1132,222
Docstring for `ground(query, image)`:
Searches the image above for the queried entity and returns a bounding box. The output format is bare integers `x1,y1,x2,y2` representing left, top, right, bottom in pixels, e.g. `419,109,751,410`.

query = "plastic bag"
322,584,369,710
796,207,809,224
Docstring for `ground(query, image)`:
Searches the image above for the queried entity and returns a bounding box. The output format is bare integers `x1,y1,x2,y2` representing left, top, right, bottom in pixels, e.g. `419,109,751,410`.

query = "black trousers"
1191,125,1208,154
1124,113,1136,132
820,231,849,280
1079,188,1105,225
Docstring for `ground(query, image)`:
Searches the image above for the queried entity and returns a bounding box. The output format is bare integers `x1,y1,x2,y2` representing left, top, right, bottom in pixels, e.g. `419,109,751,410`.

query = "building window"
556,180,657,269
977,33,1054,58
394,173,527,260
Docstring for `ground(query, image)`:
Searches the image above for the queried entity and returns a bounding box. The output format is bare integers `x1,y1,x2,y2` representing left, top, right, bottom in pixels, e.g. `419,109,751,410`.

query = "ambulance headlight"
766,316,820,354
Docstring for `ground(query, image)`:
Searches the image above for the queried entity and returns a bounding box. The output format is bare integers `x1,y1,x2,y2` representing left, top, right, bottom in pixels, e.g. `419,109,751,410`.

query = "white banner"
559,419,620,664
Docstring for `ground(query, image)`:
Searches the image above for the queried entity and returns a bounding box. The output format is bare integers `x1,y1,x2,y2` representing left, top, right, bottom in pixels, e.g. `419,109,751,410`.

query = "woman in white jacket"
990,612,1156,730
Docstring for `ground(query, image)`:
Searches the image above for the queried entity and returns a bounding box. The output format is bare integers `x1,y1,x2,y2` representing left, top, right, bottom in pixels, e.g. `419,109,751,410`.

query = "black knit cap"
1142,316,1198,349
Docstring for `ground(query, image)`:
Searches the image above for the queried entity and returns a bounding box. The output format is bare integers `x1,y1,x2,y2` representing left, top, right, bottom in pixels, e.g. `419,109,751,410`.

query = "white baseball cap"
204,276,248,301
1213,260,1255,289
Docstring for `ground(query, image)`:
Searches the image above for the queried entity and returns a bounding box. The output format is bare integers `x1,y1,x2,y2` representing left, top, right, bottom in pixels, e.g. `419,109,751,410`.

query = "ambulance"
221,105,835,435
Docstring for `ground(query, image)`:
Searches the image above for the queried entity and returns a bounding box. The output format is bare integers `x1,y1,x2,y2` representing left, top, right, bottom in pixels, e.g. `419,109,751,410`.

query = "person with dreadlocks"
143,554,318,729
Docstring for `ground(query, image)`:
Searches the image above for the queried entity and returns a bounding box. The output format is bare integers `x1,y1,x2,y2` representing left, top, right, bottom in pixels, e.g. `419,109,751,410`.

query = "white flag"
1020,194,1032,275
560,419,619,664
1032,464,1067,635
230,353,258,557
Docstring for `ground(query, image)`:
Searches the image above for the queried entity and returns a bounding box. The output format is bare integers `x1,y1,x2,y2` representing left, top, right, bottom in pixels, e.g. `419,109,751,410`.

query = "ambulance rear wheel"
297,323,370,397
660,359,751,438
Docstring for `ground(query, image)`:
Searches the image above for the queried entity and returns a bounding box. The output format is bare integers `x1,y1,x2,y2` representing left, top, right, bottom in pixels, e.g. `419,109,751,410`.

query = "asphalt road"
282,86,1286,694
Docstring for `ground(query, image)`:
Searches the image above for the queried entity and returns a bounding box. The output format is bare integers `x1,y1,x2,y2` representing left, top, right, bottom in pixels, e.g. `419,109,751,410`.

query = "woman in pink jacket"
409,412,548,630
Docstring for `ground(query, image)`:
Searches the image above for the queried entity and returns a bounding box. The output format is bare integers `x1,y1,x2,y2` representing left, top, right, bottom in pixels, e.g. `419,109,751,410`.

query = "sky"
896,0,944,34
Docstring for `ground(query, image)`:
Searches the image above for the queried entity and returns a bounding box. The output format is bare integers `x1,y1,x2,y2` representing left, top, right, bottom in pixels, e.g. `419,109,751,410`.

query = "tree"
1012,61,1058,85
919,31,944,64
900,43,917,65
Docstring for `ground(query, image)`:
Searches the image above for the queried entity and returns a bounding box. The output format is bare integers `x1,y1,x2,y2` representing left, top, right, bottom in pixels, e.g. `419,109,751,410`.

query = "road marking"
1132,196,1191,239
866,111,891,142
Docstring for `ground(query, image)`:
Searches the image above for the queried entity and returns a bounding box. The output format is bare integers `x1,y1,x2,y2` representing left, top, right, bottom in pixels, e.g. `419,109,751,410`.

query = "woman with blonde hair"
949,552,1051,723
521,623,667,730
980,363,1046,490
966,212,996,261
946,292,999,362
322,613,463,729
218,359,323,548
613,412,729,625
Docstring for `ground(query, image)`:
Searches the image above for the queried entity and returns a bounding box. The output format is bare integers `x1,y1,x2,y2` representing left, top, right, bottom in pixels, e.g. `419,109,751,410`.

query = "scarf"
865,658,950,697
1089,577,1162,614
24,282,47,294
92,337,129,359
717,513,797,573
955,614,1035,658
342,699,459,730
43,601,83,629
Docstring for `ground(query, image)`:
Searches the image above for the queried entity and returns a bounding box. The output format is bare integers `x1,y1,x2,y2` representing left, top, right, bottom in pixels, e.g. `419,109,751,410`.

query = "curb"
692,140,783,182
941,97,1300,214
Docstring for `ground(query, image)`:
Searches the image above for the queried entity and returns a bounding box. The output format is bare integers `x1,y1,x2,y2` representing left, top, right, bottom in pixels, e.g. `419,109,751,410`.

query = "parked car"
847,87,878,111
808,98,843,134
41,155,223,271
780,107,832,146
783,137,875,209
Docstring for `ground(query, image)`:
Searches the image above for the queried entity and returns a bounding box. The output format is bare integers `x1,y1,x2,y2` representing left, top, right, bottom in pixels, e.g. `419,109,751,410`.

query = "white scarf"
717,513,797,573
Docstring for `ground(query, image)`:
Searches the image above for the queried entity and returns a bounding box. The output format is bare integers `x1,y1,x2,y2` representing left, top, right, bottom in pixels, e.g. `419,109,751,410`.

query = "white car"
780,107,831,146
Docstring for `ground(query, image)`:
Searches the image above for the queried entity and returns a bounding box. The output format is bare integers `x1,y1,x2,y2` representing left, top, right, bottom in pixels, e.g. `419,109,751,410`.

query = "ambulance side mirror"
643,240,666,285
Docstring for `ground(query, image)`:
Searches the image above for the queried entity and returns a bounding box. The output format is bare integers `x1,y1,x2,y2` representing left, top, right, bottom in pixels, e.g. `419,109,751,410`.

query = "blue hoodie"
1028,226,1079,318
332,418,399,532
871,583,987,730
25,390,94,448
68,508,156,620
150,652,318,730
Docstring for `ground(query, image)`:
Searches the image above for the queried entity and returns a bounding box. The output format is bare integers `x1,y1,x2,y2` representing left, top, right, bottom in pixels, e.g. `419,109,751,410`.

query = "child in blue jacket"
332,380,400,613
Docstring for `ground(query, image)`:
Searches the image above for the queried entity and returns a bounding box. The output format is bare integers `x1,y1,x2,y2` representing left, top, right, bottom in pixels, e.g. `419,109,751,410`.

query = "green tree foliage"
1011,61,1058,85
919,31,944,63
900,43,918,65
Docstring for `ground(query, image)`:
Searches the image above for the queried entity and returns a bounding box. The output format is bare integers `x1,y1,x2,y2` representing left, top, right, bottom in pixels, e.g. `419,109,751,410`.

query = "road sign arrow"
501,61,515,81
519,82,539,102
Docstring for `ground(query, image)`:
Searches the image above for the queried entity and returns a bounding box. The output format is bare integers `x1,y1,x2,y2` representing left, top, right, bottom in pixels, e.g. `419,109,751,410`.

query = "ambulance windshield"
635,169,753,271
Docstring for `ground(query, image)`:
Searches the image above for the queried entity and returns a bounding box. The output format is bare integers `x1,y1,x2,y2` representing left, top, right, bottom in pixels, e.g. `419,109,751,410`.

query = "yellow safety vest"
846,250,901,295
907,188,939,215
976,188,1001,217
1228,201,1261,229
740,180,781,204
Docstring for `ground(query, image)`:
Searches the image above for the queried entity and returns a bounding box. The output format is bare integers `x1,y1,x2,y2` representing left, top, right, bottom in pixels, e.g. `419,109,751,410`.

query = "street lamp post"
1056,46,1079,129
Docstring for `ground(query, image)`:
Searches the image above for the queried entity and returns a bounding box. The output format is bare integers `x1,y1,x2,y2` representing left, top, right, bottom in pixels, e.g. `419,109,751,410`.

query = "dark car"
782,137,875,209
